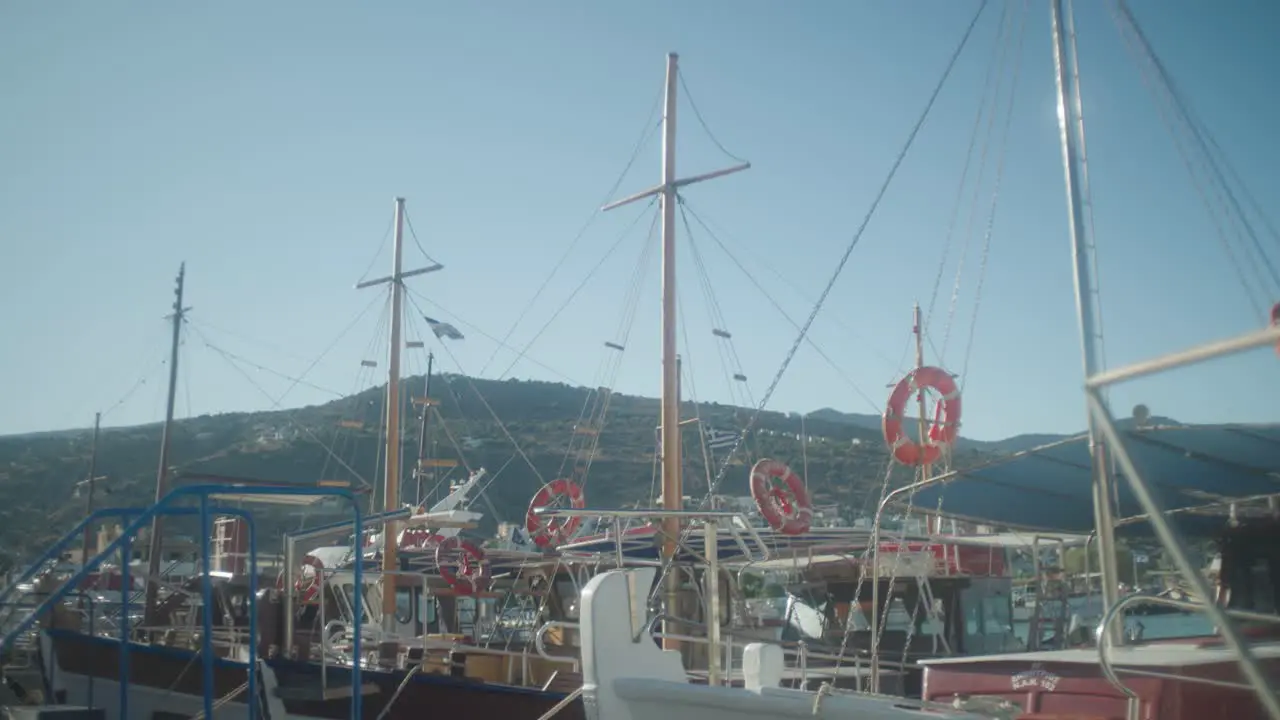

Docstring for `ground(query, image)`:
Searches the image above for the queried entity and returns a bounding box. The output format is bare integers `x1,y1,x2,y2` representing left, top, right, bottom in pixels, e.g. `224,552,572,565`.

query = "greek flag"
423,316,465,340
706,426,740,451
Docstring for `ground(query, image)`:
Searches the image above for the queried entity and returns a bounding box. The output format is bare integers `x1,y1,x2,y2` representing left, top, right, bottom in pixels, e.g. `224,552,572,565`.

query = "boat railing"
533,618,910,691
0,483,368,720
1096,593,1280,699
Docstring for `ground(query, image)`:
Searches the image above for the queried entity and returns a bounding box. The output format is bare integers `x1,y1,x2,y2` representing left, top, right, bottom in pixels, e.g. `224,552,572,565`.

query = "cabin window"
395,587,414,624
1247,559,1277,614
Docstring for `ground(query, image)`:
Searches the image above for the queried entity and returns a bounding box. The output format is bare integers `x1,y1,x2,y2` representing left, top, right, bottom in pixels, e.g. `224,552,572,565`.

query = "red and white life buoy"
525,478,586,548
435,536,489,595
749,459,813,536
882,366,962,466
399,528,444,551
276,553,325,604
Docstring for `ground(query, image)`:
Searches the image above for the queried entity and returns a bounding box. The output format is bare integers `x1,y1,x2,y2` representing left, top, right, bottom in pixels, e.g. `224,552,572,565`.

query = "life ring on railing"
882,365,962,466
435,536,489,595
276,554,325,604
525,478,586,548
749,459,813,536
399,528,444,551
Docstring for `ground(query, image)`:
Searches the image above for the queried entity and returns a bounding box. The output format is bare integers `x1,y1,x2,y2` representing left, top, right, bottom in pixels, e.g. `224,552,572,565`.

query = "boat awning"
896,424,1280,537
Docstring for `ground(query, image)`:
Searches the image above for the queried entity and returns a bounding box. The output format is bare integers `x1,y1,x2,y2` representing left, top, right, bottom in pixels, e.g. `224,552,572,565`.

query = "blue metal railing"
0,482,364,720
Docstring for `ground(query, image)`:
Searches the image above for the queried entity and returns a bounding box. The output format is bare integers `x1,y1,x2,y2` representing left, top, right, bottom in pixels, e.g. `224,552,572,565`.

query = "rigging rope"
187,324,373,487
495,199,658,381
680,200,881,413
925,0,1013,336
648,0,992,608
940,0,1018,361
959,0,1028,391
1110,0,1279,312
677,69,751,167
404,292,548,487
478,91,665,377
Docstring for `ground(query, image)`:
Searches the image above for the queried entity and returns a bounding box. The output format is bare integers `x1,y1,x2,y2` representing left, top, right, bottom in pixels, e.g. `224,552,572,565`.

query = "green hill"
0,374,995,565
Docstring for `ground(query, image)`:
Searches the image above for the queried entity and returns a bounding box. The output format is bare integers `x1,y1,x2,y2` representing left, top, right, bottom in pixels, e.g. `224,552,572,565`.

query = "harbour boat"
533,1,1280,718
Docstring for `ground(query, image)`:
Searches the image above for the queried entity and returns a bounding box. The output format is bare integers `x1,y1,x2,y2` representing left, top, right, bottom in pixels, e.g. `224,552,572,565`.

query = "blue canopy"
897,423,1280,537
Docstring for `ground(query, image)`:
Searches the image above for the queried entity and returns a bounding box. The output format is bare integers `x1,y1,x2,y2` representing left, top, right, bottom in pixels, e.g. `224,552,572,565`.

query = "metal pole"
1086,389,1280,719
144,263,186,620
1049,0,1122,646
659,52,683,653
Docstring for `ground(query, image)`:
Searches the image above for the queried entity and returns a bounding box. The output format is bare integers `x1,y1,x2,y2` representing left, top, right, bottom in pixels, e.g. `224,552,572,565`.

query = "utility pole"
144,264,188,619
79,412,103,566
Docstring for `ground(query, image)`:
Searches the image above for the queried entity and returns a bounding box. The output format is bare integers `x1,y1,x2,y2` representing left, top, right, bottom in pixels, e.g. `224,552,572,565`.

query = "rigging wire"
680,202,755,410
494,198,659,381
675,201,902,374
925,0,1013,335
355,214,397,286
404,291,549,488
400,296,582,385
680,200,881,413
648,0,993,607
192,340,349,399
478,89,665,377
401,208,443,268
677,69,751,167
573,218,657,497
940,0,1019,361
186,324,372,486
959,0,1028,390
1110,0,1279,312
99,355,170,421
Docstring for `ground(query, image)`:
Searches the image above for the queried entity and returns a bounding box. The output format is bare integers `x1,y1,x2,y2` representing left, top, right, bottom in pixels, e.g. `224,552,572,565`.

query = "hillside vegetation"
0,374,1020,565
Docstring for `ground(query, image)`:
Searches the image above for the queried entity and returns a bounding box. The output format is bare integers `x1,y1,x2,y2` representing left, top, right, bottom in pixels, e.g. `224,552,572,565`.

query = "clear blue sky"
2,0,1277,441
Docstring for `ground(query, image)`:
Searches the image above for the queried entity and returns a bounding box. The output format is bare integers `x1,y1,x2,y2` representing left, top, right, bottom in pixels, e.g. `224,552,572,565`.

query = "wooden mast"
601,53,749,652
144,263,187,620
356,198,443,637
383,198,406,629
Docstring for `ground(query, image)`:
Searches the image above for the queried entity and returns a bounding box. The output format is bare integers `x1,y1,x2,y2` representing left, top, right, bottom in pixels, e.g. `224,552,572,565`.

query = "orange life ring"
399,528,444,551
525,478,586,548
749,459,813,535
882,366,962,466
435,536,489,595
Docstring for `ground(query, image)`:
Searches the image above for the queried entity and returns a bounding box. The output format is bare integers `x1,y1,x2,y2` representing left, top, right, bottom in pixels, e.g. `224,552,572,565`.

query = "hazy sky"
2,0,1277,441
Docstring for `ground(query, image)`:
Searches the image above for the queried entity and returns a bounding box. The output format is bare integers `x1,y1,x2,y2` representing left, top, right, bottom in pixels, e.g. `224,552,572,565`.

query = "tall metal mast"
356,198,442,635
602,52,749,650
1050,0,1122,642
144,263,187,619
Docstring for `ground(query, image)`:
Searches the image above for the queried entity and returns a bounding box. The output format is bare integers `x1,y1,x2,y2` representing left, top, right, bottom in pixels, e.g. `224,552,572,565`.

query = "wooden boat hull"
41,629,585,720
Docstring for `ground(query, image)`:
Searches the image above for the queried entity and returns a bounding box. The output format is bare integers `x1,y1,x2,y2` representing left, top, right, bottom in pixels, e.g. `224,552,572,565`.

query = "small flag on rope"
705,426,741,451
423,316,464,340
